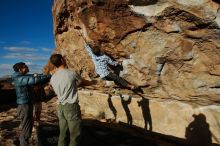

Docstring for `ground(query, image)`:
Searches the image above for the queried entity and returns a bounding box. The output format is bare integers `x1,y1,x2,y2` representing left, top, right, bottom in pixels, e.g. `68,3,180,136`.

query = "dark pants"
57,103,82,146
17,104,33,146
102,72,128,88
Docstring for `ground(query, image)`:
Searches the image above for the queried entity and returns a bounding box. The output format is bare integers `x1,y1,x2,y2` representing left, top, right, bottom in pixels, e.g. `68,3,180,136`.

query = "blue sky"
0,0,55,77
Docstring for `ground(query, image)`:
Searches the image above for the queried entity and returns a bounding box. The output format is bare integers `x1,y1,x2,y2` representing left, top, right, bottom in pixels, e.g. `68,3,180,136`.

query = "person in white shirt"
84,42,143,93
50,54,82,146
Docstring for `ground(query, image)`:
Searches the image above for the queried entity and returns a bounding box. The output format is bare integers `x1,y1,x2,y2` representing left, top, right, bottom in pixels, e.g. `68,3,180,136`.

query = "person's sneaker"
112,88,120,94
132,86,144,94
130,85,136,90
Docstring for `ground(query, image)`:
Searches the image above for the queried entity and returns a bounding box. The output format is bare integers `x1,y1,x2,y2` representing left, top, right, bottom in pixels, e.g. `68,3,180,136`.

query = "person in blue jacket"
11,62,51,146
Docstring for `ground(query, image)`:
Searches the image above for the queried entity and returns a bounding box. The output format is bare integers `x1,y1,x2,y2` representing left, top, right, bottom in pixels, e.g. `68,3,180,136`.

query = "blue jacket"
11,72,51,105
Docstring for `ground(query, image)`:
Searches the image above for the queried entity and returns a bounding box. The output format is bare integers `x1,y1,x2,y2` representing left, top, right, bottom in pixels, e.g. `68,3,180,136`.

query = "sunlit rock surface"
44,0,220,144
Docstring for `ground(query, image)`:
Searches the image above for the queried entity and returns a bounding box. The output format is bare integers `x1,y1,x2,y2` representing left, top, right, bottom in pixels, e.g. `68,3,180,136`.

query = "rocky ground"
0,97,189,146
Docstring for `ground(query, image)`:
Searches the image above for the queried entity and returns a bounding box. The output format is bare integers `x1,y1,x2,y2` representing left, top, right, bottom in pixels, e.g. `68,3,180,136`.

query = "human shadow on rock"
137,94,152,131
120,95,133,125
185,113,212,146
107,95,117,121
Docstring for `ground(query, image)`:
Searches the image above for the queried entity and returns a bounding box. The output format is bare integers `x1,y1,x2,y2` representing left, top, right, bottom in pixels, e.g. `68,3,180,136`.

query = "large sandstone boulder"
44,0,220,144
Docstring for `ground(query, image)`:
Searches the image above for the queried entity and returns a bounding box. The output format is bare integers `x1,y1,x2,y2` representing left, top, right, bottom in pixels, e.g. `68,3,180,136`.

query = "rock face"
45,0,220,144
79,90,220,145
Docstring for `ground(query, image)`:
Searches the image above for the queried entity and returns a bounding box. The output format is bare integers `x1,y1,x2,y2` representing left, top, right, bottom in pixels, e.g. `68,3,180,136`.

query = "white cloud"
0,64,12,70
42,47,52,52
3,53,49,61
0,63,46,77
28,64,45,74
0,64,13,77
25,62,33,65
4,46,37,52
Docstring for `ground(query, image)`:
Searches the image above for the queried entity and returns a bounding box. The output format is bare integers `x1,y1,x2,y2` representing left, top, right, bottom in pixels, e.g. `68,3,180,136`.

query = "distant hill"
0,75,11,82
0,75,16,104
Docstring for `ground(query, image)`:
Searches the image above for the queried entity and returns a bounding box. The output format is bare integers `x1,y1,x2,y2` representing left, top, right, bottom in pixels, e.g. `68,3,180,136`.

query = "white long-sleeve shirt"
84,44,119,78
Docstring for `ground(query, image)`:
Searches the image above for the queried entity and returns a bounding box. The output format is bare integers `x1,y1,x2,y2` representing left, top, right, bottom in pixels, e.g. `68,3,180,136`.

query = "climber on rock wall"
84,41,143,93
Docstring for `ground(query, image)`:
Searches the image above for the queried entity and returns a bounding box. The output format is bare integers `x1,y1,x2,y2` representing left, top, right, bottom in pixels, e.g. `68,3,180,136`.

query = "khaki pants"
57,103,82,146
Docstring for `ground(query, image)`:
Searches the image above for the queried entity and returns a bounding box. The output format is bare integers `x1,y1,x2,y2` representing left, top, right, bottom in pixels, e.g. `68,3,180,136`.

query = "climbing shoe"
131,86,144,94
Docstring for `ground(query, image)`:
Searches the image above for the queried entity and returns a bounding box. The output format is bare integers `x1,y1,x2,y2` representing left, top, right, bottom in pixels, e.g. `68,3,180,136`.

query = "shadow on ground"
36,119,191,146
